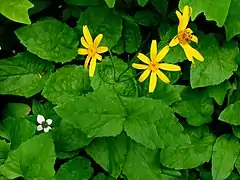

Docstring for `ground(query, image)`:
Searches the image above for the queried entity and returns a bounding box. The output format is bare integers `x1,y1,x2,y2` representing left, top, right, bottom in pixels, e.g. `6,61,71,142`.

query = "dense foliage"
1,0,240,179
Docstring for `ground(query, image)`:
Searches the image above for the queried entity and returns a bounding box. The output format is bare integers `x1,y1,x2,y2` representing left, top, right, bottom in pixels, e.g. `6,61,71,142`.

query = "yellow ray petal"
169,36,179,47
149,72,157,93
132,63,148,70
191,35,198,44
97,46,108,54
156,70,170,84
176,10,182,21
178,5,191,32
95,53,102,61
158,63,181,71
81,37,89,48
94,34,103,47
139,69,151,82
89,57,97,77
137,53,150,64
150,40,157,61
83,25,93,45
181,44,194,62
156,45,170,62
78,48,88,55
84,56,91,69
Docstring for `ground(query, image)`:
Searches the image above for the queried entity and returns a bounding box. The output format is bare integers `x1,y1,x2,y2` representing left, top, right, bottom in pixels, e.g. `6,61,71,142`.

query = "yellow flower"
169,5,204,64
78,25,108,77
132,40,181,93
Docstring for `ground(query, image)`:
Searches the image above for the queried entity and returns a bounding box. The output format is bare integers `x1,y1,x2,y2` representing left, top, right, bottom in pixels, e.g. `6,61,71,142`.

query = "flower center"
149,61,159,72
177,29,192,44
41,121,49,128
88,46,97,57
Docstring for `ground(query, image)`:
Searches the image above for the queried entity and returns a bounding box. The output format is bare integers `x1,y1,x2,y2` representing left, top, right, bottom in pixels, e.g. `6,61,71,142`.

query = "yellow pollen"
87,46,97,57
149,61,158,72
177,29,192,44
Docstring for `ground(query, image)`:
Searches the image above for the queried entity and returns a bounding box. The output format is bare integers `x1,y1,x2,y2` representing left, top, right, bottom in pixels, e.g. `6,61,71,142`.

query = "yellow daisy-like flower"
78,25,108,77
169,5,204,64
132,40,181,93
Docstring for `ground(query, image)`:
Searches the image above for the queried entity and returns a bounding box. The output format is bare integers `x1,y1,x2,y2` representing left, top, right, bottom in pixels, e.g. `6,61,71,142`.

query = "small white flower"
37,115,52,132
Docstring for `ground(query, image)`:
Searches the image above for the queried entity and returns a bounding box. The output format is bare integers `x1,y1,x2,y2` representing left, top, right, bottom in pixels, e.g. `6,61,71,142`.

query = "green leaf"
172,88,214,126
42,65,91,105
86,133,127,178
29,0,50,15
137,0,148,7
2,103,31,118
56,87,189,149
160,125,216,169
206,80,231,105
224,0,240,40
134,10,159,26
0,0,34,24
91,57,138,97
235,155,240,174
212,135,240,180
142,81,182,106
151,0,168,16
0,140,10,165
105,0,115,8
158,27,186,64
54,157,93,180
77,7,122,48
0,133,56,180
233,126,240,139
112,38,124,55
93,173,116,180
65,0,104,6
219,100,240,125
123,140,162,180
53,121,92,152
124,19,142,53
190,35,238,88
16,19,78,62
0,52,53,97
0,117,36,150
179,0,231,27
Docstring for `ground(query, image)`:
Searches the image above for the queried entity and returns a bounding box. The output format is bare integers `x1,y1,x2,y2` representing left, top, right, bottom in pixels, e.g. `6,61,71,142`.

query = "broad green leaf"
142,81,182,106
134,10,159,26
233,126,240,139
123,140,162,180
65,0,104,6
2,103,31,118
0,140,10,165
158,27,186,64
0,117,36,150
86,133,127,178
105,0,115,8
0,52,53,97
29,0,51,15
77,7,122,48
16,19,78,62
42,65,91,104
112,38,124,55
56,151,77,160
219,100,240,125
53,121,92,152
179,0,231,27
0,0,34,24
190,35,238,88
160,125,216,169
0,133,56,180
206,80,231,105
62,6,82,21
54,157,93,180
32,100,61,127
226,173,240,180
212,135,240,180
235,155,240,173
172,88,214,126
151,0,168,16
91,57,138,97
55,87,190,149
224,0,240,40
137,0,148,6
93,173,116,180
124,19,142,53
